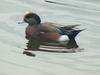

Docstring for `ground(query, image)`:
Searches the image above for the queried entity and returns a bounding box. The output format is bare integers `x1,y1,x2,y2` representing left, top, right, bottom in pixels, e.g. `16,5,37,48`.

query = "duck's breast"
26,26,39,37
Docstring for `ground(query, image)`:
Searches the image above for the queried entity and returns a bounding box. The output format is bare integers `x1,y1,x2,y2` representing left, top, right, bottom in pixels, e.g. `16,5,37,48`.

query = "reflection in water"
26,38,79,51
23,39,79,56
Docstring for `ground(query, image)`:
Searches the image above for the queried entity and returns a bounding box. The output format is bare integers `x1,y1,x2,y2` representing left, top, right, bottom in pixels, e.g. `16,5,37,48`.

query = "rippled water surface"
0,0,100,75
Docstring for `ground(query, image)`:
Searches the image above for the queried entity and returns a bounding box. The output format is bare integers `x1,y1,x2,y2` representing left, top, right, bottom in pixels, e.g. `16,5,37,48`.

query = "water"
0,0,100,75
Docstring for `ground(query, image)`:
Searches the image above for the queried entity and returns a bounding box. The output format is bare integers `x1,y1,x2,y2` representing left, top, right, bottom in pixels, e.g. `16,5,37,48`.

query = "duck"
19,12,84,49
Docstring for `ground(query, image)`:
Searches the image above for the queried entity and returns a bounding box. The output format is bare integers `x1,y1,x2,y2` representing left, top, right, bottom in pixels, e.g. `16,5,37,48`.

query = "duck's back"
38,22,62,33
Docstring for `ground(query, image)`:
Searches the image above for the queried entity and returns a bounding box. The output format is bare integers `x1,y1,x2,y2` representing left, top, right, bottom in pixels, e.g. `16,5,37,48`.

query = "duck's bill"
18,21,25,24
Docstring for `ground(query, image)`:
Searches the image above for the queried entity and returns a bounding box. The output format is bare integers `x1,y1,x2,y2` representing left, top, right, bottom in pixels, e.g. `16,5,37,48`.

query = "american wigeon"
19,12,84,50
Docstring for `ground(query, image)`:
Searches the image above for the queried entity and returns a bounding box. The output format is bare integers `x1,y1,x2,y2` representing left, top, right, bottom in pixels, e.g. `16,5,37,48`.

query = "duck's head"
21,12,41,26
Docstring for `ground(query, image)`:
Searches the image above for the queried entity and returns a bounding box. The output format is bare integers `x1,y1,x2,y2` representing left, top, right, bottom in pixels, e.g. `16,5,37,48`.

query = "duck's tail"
67,29,85,40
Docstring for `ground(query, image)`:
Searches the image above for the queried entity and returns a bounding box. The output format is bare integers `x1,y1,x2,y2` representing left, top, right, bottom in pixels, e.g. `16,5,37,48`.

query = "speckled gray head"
19,12,41,25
